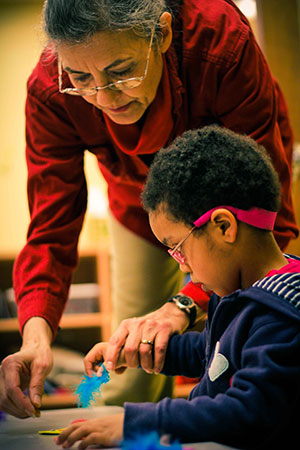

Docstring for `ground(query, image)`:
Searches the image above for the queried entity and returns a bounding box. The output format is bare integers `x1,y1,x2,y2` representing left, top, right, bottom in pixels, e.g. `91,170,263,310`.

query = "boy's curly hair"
141,125,281,227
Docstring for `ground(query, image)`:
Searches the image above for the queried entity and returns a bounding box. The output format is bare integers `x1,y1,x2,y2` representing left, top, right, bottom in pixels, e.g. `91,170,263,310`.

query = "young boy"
57,126,300,449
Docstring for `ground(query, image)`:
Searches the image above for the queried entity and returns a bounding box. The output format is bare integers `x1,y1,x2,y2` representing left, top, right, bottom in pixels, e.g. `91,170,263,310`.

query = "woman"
0,0,297,418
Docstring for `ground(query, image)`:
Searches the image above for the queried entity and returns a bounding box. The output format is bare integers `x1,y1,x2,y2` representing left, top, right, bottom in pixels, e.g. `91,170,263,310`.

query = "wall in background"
256,0,300,254
257,0,300,141
0,3,42,255
0,1,108,256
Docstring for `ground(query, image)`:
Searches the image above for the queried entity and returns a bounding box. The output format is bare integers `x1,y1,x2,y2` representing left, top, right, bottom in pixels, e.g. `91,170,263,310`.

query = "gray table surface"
0,406,236,450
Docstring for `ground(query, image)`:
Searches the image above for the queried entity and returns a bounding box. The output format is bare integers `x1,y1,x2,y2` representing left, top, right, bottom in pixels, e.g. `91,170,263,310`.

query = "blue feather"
121,432,183,450
74,364,110,408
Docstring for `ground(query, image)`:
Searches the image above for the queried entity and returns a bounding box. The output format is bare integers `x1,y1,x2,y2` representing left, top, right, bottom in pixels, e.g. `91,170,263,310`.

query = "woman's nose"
95,86,122,106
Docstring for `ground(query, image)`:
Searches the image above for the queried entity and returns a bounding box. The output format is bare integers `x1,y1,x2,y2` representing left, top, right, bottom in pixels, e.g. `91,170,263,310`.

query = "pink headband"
193,206,277,230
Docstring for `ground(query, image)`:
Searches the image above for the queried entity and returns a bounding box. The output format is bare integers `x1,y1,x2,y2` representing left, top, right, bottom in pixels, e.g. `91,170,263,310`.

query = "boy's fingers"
56,424,75,444
84,343,106,374
96,365,104,377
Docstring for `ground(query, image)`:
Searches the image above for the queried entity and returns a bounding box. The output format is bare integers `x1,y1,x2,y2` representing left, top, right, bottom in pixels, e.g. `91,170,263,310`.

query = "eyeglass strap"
193,206,277,230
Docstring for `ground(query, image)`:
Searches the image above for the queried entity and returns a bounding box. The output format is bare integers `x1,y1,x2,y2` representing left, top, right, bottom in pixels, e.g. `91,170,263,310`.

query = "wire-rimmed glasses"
168,226,196,265
58,26,155,96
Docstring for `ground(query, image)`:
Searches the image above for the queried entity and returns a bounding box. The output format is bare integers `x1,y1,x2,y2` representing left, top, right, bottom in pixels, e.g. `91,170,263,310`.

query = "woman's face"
57,22,171,125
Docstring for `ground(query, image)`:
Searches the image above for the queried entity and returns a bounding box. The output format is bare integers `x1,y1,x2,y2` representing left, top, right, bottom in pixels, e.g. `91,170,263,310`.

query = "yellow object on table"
38,428,66,435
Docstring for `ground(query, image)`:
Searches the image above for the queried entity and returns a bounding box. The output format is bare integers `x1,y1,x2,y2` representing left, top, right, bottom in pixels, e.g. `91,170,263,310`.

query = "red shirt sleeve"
180,281,210,311
14,84,88,337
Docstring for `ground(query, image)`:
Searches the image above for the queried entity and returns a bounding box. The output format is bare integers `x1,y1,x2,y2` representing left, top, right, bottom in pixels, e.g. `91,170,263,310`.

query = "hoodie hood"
240,254,300,324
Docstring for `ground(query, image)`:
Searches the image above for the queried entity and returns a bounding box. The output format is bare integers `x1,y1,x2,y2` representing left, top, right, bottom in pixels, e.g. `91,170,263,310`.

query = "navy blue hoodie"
124,256,300,449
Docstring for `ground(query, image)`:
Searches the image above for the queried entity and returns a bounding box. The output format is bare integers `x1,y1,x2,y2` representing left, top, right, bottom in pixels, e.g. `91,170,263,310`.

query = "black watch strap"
168,295,197,329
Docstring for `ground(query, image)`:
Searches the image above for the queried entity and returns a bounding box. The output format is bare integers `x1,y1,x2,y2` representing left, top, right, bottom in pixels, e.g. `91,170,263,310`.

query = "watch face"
170,295,197,329
174,295,194,308
180,297,192,306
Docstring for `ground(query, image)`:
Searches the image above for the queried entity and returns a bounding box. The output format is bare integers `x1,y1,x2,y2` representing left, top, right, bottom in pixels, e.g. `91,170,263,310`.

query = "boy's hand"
56,413,124,449
84,342,127,376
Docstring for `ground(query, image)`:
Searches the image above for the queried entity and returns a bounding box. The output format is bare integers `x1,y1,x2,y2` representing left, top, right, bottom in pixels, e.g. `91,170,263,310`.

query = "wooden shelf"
0,313,112,333
0,250,112,342
61,312,111,329
0,318,19,332
41,393,77,410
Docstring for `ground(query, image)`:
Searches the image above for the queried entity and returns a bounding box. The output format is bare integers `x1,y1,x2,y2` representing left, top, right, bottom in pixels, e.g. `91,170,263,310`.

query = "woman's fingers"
29,345,53,409
152,324,171,374
1,358,34,417
0,347,52,418
103,302,192,376
104,320,132,370
105,310,175,374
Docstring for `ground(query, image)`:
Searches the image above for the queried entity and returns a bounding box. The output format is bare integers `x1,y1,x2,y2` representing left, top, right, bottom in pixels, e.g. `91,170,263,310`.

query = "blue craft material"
74,364,110,408
121,432,183,450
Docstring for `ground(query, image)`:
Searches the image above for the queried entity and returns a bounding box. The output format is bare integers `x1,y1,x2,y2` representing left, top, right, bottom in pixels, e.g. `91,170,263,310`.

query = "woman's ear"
158,12,173,53
210,209,238,244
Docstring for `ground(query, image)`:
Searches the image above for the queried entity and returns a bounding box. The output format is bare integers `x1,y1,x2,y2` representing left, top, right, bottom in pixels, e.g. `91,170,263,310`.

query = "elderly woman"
0,0,297,418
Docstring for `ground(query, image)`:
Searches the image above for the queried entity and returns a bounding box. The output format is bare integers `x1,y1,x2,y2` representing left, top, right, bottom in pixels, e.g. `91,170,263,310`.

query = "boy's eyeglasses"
58,27,155,96
168,206,277,265
168,227,196,265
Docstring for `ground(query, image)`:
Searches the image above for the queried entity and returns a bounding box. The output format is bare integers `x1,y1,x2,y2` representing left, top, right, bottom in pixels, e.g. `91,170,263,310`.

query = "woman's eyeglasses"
58,27,155,96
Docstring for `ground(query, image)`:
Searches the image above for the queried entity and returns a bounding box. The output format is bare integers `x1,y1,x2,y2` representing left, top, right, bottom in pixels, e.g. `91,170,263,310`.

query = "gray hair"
43,0,173,45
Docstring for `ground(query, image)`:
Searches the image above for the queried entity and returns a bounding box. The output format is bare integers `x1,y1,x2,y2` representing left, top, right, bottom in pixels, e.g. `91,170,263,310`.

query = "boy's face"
149,209,240,297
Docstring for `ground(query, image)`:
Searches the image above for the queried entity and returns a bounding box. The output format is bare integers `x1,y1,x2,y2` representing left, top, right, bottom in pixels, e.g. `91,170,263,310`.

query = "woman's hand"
104,301,191,375
56,413,124,449
0,317,53,418
0,345,53,418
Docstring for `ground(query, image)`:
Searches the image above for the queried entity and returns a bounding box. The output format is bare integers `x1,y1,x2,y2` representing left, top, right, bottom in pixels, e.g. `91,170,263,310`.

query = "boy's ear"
210,209,238,243
158,12,173,54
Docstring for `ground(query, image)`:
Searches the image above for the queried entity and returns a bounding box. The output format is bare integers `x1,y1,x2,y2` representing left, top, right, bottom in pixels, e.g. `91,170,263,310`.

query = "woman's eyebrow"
104,57,133,71
64,67,86,74
64,57,134,75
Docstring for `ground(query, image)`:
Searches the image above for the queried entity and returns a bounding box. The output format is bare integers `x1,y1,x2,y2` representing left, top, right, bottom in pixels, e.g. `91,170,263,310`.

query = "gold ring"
140,339,153,345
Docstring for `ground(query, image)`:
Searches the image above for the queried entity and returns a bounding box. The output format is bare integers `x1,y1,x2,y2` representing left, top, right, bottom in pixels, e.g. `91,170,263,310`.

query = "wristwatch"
168,295,197,329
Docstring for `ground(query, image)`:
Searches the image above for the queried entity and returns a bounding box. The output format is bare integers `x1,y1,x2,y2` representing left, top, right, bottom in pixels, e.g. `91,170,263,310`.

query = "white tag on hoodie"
208,341,229,382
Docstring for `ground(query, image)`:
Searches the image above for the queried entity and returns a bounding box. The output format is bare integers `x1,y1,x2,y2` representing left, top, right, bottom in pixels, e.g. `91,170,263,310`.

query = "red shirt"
14,0,298,335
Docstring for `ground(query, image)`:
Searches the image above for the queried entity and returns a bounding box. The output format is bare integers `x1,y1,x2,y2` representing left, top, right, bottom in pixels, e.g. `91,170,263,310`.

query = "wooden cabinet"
0,250,112,357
